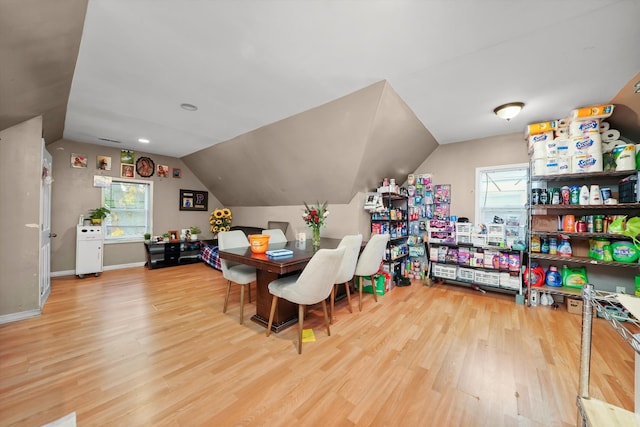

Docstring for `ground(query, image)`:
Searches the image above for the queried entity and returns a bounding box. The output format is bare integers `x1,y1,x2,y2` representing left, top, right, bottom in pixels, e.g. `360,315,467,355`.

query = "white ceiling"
64,0,640,158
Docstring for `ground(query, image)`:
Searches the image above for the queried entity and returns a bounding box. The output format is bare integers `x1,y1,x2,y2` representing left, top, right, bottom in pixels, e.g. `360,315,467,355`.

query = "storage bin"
457,267,475,282
456,222,473,234
456,233,472,245
474,270,500,287
432,264,457,280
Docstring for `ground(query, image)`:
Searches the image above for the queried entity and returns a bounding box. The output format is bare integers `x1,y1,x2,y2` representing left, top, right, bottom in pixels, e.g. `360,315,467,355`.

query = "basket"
433,264,456,280
248,234,270,253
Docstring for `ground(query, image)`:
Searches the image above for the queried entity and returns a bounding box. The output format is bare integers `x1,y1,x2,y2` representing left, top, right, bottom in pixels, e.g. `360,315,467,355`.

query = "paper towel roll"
529,132,553,159
612,144,636,171
544,157,559,175
570,118,600,136
571,104,614,120
602,139,621,153
556,127,569,138
558,118,570,128
545,140,557,157
573,152,603,173
636,144,640,170
569,134,602,155
532,158,546,176
599,121,610,132
557,156,571,174
601,129,621,142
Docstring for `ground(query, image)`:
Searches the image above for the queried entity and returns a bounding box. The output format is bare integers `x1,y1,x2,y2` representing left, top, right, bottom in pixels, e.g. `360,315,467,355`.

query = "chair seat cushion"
226,264,256,284
269,273,324,305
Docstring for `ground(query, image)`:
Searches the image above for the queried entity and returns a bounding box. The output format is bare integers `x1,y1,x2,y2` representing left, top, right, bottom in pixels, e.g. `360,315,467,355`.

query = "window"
101,178,153,242
475,163,528,243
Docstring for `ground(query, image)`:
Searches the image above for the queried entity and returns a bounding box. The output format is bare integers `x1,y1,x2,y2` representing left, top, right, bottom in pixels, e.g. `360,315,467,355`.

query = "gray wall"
0,116,42,317
47,139,221,273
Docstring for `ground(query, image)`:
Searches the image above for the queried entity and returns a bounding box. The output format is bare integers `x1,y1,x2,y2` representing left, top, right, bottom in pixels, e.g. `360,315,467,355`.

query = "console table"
144,240,203,269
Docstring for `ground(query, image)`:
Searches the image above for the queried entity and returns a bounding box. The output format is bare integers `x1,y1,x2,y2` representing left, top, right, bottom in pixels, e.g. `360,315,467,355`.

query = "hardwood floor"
0,263,635,426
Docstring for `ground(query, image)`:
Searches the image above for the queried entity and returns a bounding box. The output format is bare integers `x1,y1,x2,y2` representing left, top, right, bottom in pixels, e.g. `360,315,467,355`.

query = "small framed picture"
121,149,134,164
71,153,87,168
180,189,208,211
120,163,134,178
173,168,182,178
168,230,179,242
157,164,169,177
97,155,112,170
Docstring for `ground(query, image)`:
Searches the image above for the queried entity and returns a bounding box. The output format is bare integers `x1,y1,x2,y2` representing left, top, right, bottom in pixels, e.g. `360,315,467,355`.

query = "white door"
39,142,53,308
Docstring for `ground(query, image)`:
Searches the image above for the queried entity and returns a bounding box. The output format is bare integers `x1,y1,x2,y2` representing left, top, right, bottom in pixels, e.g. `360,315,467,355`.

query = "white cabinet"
75,225,103,277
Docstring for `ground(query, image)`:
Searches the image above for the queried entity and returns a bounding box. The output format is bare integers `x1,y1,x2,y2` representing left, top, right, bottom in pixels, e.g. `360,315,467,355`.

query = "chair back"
267,221,289,234
279,247,345,305
262,228,287,244
218,230,250,274
334,234,363,285
354,234,390,277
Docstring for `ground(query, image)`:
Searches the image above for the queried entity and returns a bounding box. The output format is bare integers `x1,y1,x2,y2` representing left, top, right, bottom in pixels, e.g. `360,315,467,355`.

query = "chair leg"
371,275,378,303
321,300,331,337
330,286,336,325
248,283,252,303
297,304,304,354
344,280,352,313
239,284,245,325
223,280,232,313
266,295,278,337
358,276,363,311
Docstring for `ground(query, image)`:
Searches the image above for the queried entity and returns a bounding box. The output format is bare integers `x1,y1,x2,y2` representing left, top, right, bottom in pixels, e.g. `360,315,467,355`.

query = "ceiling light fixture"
180,103,198,111
493,102,525,121
138,138,150,143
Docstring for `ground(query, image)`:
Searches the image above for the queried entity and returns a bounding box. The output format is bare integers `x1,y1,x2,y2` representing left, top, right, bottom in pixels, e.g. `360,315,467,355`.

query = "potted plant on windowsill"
143,233,151,243
88,207,110,225
189,226,201,240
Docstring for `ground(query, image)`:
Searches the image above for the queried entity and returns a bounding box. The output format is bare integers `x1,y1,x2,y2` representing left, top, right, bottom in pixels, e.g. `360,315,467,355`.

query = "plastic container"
525,262,545,287
545,265,562,287
611,241,639,263
589,238,612,261
557,236,572,257
562,265,588,288
248,234,270,253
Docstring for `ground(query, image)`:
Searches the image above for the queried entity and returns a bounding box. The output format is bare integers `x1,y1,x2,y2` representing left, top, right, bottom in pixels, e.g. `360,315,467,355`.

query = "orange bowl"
248,234,270,254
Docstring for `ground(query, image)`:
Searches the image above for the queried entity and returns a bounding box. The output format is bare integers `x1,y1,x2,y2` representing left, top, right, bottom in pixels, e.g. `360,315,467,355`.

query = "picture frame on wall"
180,189,208,211
71,153,87,168
173,168,182,178
120,163,134,178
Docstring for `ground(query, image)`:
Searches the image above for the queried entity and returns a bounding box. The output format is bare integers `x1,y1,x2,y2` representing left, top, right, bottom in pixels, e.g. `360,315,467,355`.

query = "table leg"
250,269,298,333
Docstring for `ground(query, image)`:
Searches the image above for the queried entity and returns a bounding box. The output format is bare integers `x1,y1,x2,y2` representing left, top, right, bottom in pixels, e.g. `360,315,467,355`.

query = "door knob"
49,233,57,238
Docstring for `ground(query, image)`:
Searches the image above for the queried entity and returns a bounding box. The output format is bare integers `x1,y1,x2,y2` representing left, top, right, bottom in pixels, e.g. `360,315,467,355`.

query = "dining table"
218,237,342,332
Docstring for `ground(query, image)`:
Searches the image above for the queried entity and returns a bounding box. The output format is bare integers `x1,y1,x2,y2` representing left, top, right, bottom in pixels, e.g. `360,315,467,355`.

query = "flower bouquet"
303,201,329,247
210,208,232,234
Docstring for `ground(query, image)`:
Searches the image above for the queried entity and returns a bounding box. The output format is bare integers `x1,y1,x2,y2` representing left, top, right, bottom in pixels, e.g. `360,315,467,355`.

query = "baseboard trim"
51,262,146,278
0,309,41,325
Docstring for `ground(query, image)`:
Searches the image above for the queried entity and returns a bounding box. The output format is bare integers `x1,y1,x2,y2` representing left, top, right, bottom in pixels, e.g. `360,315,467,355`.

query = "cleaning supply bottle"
557,235,572,257
545,265,562,287
524,262,545,287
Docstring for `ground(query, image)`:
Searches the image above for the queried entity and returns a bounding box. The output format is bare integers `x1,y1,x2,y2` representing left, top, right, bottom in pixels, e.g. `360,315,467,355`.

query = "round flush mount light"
180,103,198,111
493,102,525,121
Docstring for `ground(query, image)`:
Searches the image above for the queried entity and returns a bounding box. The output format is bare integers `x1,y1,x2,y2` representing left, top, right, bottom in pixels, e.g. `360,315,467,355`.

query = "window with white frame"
475,163,528,243
101,178,153,241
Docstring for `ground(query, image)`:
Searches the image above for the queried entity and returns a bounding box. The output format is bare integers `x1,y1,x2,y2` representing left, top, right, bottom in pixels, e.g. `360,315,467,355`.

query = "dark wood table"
218,238,342,332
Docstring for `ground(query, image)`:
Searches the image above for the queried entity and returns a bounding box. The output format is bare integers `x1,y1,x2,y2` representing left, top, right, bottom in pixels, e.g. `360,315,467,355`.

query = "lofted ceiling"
1,0,639,206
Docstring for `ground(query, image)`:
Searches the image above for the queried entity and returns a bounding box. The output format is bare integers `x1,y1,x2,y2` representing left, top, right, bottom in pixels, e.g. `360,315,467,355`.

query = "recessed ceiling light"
180,103,198,111
138,138,150,143
493,102,525,121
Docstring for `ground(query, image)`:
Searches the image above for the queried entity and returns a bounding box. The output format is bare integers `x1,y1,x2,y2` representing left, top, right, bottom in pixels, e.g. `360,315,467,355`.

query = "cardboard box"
567,298,582,315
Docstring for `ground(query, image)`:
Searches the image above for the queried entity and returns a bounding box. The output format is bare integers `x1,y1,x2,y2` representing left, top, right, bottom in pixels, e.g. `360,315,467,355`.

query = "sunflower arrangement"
210,208,232,233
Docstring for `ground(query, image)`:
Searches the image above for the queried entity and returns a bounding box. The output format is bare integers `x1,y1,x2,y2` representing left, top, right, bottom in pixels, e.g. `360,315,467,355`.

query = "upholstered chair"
218,230,257,324
329,234,363,323
266,247,345,354
353,234,390,311
262,228,287,244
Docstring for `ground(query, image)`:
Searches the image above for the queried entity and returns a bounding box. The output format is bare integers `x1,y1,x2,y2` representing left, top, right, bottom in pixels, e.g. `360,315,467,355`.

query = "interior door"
39,141,52,308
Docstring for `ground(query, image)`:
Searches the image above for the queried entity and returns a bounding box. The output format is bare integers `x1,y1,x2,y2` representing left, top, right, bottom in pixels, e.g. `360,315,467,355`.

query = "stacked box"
457,267,475,282
486,224,506,247
472,233,488,247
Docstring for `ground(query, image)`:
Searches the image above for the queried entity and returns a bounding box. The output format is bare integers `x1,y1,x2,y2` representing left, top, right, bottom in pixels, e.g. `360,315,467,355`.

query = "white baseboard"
51,262,146,278
0,309,41,325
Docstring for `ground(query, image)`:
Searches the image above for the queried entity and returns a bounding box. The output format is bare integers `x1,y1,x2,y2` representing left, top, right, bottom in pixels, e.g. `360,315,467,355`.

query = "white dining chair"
262,228,287,244
218,230,257,324
329,234,363,323
353,233,390,311
266,247,345,354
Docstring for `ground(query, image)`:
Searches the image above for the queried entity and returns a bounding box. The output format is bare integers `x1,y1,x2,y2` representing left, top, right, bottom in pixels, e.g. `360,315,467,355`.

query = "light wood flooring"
0,263,636,426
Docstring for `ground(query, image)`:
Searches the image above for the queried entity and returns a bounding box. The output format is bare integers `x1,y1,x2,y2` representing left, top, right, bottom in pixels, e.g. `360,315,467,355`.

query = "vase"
311,227,321,248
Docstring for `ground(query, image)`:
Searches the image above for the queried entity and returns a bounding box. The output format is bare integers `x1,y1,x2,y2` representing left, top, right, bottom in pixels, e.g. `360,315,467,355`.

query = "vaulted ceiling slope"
183,81,438,206
1,0,639,205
